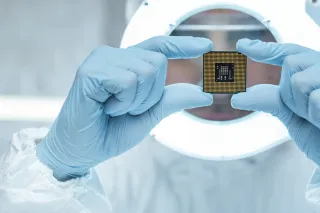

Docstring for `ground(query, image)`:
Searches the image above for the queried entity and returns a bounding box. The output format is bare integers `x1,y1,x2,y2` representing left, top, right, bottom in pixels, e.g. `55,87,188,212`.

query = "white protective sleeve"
306,167,320,210
0,128,112,213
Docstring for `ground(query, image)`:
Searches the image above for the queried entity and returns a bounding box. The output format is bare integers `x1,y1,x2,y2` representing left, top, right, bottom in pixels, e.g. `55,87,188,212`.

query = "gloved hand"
231,39,320,166
37,36,214,181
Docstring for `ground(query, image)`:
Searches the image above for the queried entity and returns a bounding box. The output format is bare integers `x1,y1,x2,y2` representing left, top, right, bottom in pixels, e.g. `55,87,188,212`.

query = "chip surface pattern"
203,51,247,93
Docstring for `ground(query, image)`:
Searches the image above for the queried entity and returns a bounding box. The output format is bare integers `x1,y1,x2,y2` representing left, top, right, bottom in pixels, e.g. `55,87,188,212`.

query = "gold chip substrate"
203,51,247,93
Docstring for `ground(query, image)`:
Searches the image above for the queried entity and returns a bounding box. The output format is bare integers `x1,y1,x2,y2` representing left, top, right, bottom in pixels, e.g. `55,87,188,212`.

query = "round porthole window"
121,0,320,160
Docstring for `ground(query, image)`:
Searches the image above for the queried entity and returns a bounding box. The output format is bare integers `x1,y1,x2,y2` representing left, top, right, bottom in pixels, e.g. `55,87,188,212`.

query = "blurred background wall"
0,0,127,148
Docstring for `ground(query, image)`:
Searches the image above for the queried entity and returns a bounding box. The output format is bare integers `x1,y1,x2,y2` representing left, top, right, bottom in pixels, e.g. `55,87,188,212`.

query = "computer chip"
215,63,234,82
203,51,247,93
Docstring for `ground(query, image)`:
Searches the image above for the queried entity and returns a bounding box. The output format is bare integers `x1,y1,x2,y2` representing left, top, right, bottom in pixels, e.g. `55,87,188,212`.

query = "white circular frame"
121,0,320,160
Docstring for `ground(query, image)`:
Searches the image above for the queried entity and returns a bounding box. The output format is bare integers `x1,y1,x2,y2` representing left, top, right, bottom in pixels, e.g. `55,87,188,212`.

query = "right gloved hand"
37,36,214,181
231,39,320,166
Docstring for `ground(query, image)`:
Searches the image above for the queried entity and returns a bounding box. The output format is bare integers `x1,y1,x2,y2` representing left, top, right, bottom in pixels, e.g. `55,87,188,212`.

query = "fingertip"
230,94,238,105
190,37,214,54
230,92,246,109
161,84,214,114
188,85,214,105
236,39,261,53
230,86,263,109
236,38,252,48
202,92,214,105
196,37,214,51
136,36,215,58
208,42,214,51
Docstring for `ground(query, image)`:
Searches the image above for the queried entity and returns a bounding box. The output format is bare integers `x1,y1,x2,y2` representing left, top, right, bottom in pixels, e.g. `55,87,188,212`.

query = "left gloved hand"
37,36,213,181
231,39,320,166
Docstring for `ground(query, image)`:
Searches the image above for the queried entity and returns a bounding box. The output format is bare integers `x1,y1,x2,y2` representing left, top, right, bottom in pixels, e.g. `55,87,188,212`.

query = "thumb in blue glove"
231,39,320,166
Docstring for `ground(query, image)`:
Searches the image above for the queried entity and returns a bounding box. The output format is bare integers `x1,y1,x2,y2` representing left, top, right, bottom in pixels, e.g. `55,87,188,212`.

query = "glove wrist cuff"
36,137,89,181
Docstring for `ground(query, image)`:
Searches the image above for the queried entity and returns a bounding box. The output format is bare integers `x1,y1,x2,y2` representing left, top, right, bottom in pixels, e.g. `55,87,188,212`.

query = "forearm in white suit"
0,128,112,213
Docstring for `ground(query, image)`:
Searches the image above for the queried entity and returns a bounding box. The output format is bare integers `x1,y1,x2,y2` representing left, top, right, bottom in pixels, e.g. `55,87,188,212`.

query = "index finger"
130,36,214,59
236,39,315,66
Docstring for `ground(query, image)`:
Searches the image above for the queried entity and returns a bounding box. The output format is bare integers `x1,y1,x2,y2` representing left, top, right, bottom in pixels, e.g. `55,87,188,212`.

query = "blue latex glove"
231,39,320,166
37,36,214,181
